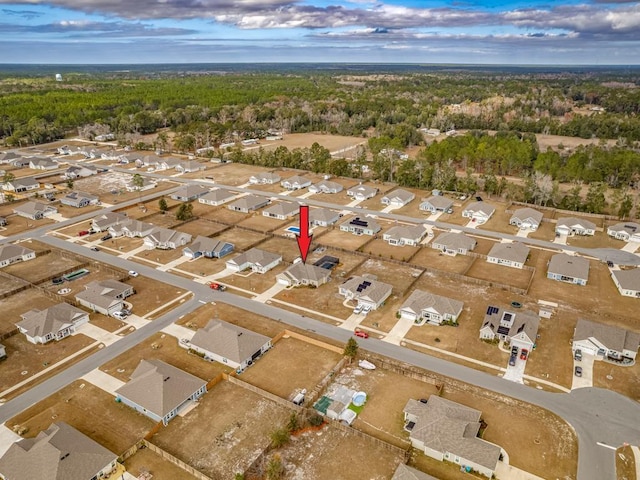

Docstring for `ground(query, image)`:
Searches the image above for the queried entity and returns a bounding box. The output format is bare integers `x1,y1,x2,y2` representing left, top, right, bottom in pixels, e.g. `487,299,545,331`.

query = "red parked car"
520,349,529,360
354,330,369,339
78,230,90,237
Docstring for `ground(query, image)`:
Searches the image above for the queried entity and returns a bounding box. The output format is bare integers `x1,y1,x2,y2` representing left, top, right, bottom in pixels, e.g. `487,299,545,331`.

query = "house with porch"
346,184,378,201
403,396,501,479
92,212,128,232
110,219,155,238
398,290,464,326
607,222,640,242
572,319,640,361
143,228,192,250
479,305,539,352
249,172,281,184
611,268,640,298
309,180,343,194
226,248,282,273
16,303,89,344
2,177,40,193
310,208,341,227
176,160,205,173
263,201,299,220
461,202,495,224
547,253,590,285
189,319,272,370
555,217,596,236
28,157,58,170
339,216,381,236
509,207,543,231
276,263,331,287
383,225,427,246
281,175,312,190
13,201,57,220
60,191,99,208
75,280,134,317
339,276,392,310
227,195,270,213
183,236,234,259
115,359,207,425
419,196,454,214
381,189,415,208
0,244,35,268
431,232,476,256
199,188,236,206
170,184,209,202
487,242,530,269
63,164,98,179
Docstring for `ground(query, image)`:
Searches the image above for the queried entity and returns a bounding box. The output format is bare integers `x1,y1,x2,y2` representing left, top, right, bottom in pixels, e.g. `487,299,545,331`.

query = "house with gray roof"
60,191,99,208
607,222,640,242
91,212,128,232
572,319,640,361
346,184,378,201
3,177,40,193
556,217,596,236
611,268,640,298
13,201,57,220
0,151,21,164
381,189,415,208
340,216,381,236
281,175,312,190
143,228,192,250
115,359,207,425
309,180,343,194
276,262,332,288
29,157,58,170
183,236,234,259
0,244,35,268
462,202,495,224
547,253,590,286
392,464,439,480
0,421,117,480
170,184,209,202
16,303,89,344
339,276,392,310
110,219,154,238
403,396,501,479
189,319,272,370
487,242,530,269
383,224,427,246
249,172,281,184
176,160,205,173
156,157,181,170
62,164,98,179
419,195,454,214
431,232,477,256
199,188,236,206
227,194,270,213
310,208,341,227
263,201,299,220
226,248,282,274
75,280,134,317
479,305,539,352
509,207,543,231
399,290,464,326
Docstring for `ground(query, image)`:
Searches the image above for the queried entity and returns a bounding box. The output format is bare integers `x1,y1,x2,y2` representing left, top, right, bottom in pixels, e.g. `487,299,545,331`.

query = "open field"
469,236,500,255
54,202,104,219
151,380,292,479
410,248,474,274
173,218,229,238
464,257,535,291
0,214,56,236
176,256,228,276
565,232,621,249
0,288,60,334
477,206,519,235
223,263,288,294
317,228,374,252
241,336,342,399
201,163,272,186
274,280,349,321
100,331,232,383
124,276,186,317
124,447,200,480
134,245,183,265
200,204,251,225
237,212,291,233
253,133,366,154
73,172,176,204
362,238,419,262
2,251,85,284
8,380,155,455
100,235,143,253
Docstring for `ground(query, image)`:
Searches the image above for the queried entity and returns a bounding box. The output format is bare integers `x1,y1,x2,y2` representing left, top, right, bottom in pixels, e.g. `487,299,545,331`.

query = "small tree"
344,337,359,362
66,179,74,190
265,454,284,480
132,173,144,200
286,412,299,433
270,428,290,448
176,202,193,221
158,198,168,213
2,171,15,187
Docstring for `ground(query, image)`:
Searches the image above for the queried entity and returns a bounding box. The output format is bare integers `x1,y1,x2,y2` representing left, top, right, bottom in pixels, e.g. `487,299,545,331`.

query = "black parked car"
101,234,112,241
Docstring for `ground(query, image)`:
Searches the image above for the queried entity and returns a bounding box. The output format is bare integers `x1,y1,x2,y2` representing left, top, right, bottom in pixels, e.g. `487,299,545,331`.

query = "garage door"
574,342,597,356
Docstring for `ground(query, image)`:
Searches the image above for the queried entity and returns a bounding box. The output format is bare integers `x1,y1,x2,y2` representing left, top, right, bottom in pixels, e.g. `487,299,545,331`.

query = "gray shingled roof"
421,195,453,210
608,222,640,235
400,290,463,318
282,175,312,186
0,421,116,480
309,208,340,224
310,180,343,193
228,248,281,269
384,225,427,241
432,232,476,252
463,202,495,216
13,201,55,216
191,319,270,364
341,276,393,304
548,253,590,280
0,244,34,263
228,194,269,211
75,280,131,309
115,359,206,417
383,189,415,203
556,217,596,231
145,227,191,246
392,464,439,480
347,184,377,197
263,201,300,217
574,318,640,354
280,262,331,284
200,189,235,203
481,306,539,342
172,184,209,198
186,236,232,255
488,242,530,264
340,216,382,232
17,303,87,338
612,268,640,292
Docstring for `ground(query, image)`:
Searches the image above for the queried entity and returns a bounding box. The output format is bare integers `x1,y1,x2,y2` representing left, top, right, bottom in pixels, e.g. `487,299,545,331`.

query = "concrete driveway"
503,356,526,384
571,354,595,389
495,461,545,480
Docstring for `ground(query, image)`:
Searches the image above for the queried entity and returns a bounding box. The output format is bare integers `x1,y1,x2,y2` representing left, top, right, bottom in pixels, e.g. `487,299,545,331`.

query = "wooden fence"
144,441,215,480
226,374,303,413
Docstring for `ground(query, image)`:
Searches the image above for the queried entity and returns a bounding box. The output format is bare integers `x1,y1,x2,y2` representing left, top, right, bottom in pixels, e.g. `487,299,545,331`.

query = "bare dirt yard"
237,213,290,233
8,380,155,455
254,133,366,154
410,248,474,274
593,358,640,401
0,288,60,334
211,226,267,251
151,380,292,479
125,276,187,317
200,204,251,225
124,447,200,480
222,263,289,294
2,251,85,284
256,235,301,263
202,163,273,186
241,336,342,400
464,257,535,291
54,202,104,219
0,275,28,299
73,172,176,205
177,256,228,277
363,238,419,263
352,258,422,297
173,218,229,238
317,228,375,252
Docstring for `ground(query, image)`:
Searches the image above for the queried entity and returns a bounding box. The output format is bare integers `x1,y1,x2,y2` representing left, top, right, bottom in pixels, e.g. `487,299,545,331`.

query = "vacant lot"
54,202,104,219
477,206,518,235
100,235,144,253
0,275,28,298
253,133,365,154
464,257,534,291
200,204,251,225
593,357,640,401
134,245,183,265
411,248,474,274
222,263,288,294
212,226,267,251
125,277,186,317
565,232,620,249
528,220,558,242
74,172,175,204
124,447,200,480
352,258,422,297
0,288,60,334
203,163,272,186
151,380,291,479
177,256,229,276
237,213,290,233
319,228,375,252
256,236,301,263
241,336,341,399
8,380,155,455
174,218,229,238
3,251,85,284
362,238,419,263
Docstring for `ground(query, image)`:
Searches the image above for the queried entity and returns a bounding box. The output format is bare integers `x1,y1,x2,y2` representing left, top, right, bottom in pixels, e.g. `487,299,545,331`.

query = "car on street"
354,330,369,339
207,282,226,291
520,349,528,360
574,349,582,361
90,246,99,252
128,270,139,277
575,366,583,377
101,234,112,241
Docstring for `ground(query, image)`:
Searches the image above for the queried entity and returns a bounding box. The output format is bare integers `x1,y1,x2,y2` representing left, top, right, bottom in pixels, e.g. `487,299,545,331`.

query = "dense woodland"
1,67,640,216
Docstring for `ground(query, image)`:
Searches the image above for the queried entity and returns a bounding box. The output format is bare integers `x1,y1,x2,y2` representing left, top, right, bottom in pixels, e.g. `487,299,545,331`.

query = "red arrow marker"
296,205,312,264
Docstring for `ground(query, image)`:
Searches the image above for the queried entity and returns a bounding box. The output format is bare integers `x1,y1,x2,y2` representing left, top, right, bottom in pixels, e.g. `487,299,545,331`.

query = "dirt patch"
8,380,155,455
54,202,104,219
464,257,534,291
615,445,637,480
2,251,85,284
593,359,640,401
411,248,474,274
124,447,200,480
100,236,144,254
73,172,176,204
222,264,289,294
211,226,267,251
0,288,60,335
237,213,291,233
363,239,419,263
134,246,183,265
173,218,229,238
0,275,27,298
201,163,273,186
352,258,422,297
253,133,365,154
90,313,126,332
201,204,249,225
317,228,374,252
255,236,300,263
176,256,228,277
125,277,186,317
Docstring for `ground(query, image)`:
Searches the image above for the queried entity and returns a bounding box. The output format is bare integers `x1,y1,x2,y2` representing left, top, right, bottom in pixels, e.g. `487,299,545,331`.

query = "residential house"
138,154,162,167
383,224,427,246
310,208,341,227
611,268,640,298
11,157,31,168
0,152,21,164
509,207,543,231
461,202,495,224
199,189,236,206
556,217,596,236
170,184,209,202
13,201,57,220
109,219,154,238
263,202,299,220
226,248,282,273
60,191,99,208
479,305,539,351
339,276,392,310
339,216,381,236
249,172,281,184
346,184,378,201
143,228,192,250
16,303,89,344
0,244,35,268
2,177,40,193
115,359,207,425
487,242,530,269
0,343,5,360
392,464,439,480
403,396,501,479
189,319,272,370
398,290,464,325
276,263,332,287
126,177,156,192
547,253,590,286
309,180,343,194
431,232,477,256
75,279,134,317
572,318,640,361
381,189,415,208
419,196,454,214
281,175,312,190
183,236,234,259
176,160,205,173
63,164,97,179
607,223,640,242
28,157,58,170
227,195,270,213
91,212,128,232
156,157,181,170
0,422,118,480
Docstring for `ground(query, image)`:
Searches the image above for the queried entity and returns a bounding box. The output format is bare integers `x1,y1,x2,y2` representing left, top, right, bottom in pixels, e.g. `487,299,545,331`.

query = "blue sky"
0,0,639,64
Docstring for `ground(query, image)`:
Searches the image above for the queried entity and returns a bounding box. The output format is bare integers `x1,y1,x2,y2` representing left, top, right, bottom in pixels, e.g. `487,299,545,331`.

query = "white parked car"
113,311,128,320
128,270,139,277
353,304,363,315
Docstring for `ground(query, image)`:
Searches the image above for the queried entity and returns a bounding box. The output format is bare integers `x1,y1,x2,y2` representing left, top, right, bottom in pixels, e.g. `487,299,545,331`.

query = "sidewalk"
76,323,120,346
157,255,191,272
339,313,365,331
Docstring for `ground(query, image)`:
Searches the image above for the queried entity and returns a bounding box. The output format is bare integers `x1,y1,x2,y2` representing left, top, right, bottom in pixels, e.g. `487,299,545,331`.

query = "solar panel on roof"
503,312,513,322
356,286,364,292
497,326,510,335
362,281,371,287
486,306,493,315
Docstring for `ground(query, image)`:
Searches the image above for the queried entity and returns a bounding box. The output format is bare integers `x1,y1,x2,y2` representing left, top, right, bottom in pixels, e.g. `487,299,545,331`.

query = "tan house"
487,242,530,269
276,262,332,287
75,280,134,317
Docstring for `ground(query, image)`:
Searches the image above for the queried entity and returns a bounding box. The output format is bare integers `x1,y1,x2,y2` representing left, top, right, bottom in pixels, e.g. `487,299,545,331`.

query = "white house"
383,225,427,246
431,232,476,256
0,244,36,268
12,201,57,220
226,248,282,273
607,223,640,242
547,253,590,286
16,303,89,344
3,177,40,193
75,280,134,317
339,216,381,236
381,189,415,208
170,184,209,202
263,201,299,220
339,276,392,310
249,172,281,184
60,191,99,208
611,268,640,298
398,290,463,325
199,189,236,206
309,180,343,194
462,202,495,224
487,242,530,269
227,195,270,213
281,175,312,190
310,208,341,227
28,157,58,170
509,207,543,231
143,228,192,250
479,305,539,352
572,318,640,361
346,184,378,201
556,217,596,236
419,196,454,214
276,263,332,287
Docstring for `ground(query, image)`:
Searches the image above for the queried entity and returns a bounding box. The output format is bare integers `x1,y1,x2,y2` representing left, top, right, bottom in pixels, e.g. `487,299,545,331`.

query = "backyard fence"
226,374,304,413
143,440,215,480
